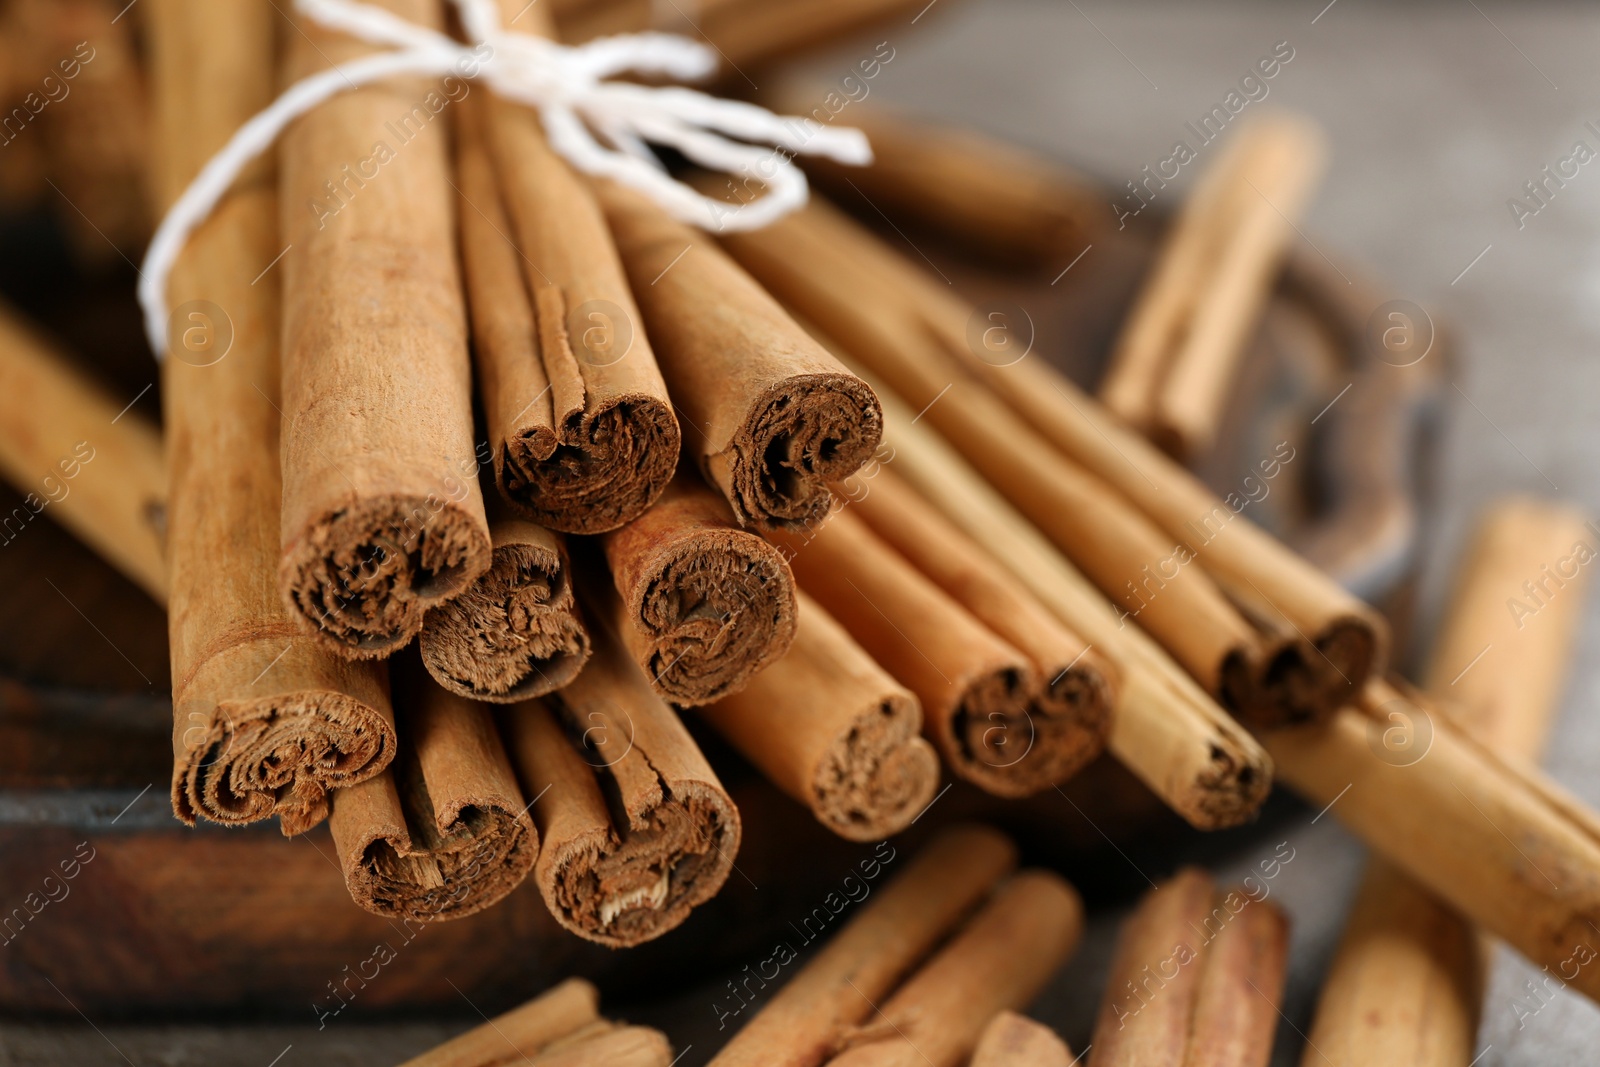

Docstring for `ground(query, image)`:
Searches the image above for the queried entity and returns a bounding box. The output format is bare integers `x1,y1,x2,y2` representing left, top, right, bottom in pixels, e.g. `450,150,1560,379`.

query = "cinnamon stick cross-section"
501,603,740,946
329,667,536,922
276,0,492,658
697,591,939,841
594,178,883,531
419,511,590,702
601,470,798,706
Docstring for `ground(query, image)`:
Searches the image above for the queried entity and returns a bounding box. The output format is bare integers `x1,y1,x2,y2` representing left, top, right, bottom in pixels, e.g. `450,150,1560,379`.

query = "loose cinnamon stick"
718,197,1336,726
696,591,939,840
1302,499,1595,1066
463,1,679,535
827,871,1083,1067
1263,679,1600,1004
418,510,589,702
0,302,164,601
600,469,798,705
148,0,398,837
1089,867,1288,1067
594,179,883,531
970,1012,1076,1067
398,977,599,1067
501,606,740,946
708,824,1019,1067
1100,115,1326,459
774,509,1052,798
832,363,1270,828
845,468,1115,793
278,0,492,657
329,669,536,921
535,1025,674,1067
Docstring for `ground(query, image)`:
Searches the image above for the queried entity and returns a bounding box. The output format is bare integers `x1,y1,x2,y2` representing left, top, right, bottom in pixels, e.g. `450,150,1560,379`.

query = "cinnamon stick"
0,302,164,601
708,824,1018,1067
277,0,492,657
827,870,1083,1067
148,0,399,837
329,667,536,921
600,469,798,706
593,179,883,531
1100,115,1325,459
717,197,1339,726
501,603,740,946
970,1012,1076,1067
1089,867,1288,1067
845,468,1115,793
1302,498,1595,1065
831,362,1270,828
397,977,599,1067
418,510,589,702
534,1025,674,1067
462,1,679,535
696,591,939,840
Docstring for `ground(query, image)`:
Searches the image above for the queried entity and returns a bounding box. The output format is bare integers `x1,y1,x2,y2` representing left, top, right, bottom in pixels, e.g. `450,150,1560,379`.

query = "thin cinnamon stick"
329,668,536,921
463,1,679,535
277,0,492,657
708,824,1019,1067
600,469,798,706
1100,115,1326,460
831,362,1270,828
717,197,1337,726
593,179,883,531
970,1012,1076,1067
827,870,1083,1067
397,977,599,1067
774,509,1055,798
1089,867,1289,1067
0,302,164,601
1264,678,1600,1004
845,468,1115,793
418,510,589,702
1302,498,1595,1066
696,591,939,840
148,0,398,838
501,605,740,946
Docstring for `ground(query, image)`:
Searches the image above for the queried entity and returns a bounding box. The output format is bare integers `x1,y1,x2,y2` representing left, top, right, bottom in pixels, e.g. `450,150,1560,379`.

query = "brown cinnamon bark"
970,1012,1076,1067
1302,499,1596,1066
144,0,402,836
600,470,798,705
827,871,1084,1067
418,510,589,702
774,509,1052,797
716,197,1337,727
329,668,536,921
708,824,1018,1067
1089,868,1288,1067
277,0,492,658
462,2,679,535
696,591,939,840
593,179,882,531
398,977,599,1067
845,468,1115,793
862,374,1270,829
500,607,740,946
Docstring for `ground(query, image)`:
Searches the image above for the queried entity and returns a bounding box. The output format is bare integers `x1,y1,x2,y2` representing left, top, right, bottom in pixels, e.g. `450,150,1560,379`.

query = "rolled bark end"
633,532,798,706
722,372,883,531
814,691,940,842
172,690,395,836
958,660,1114,798
545,778,739,947
281,496,493,658
420,536,590,702
500,397,679,535
1223,614,1377,728
354,803,537,923
1191,733,1274,829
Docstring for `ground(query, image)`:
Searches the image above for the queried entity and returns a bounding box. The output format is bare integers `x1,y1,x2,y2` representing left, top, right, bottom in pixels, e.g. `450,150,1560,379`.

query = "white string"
139,0,871,357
